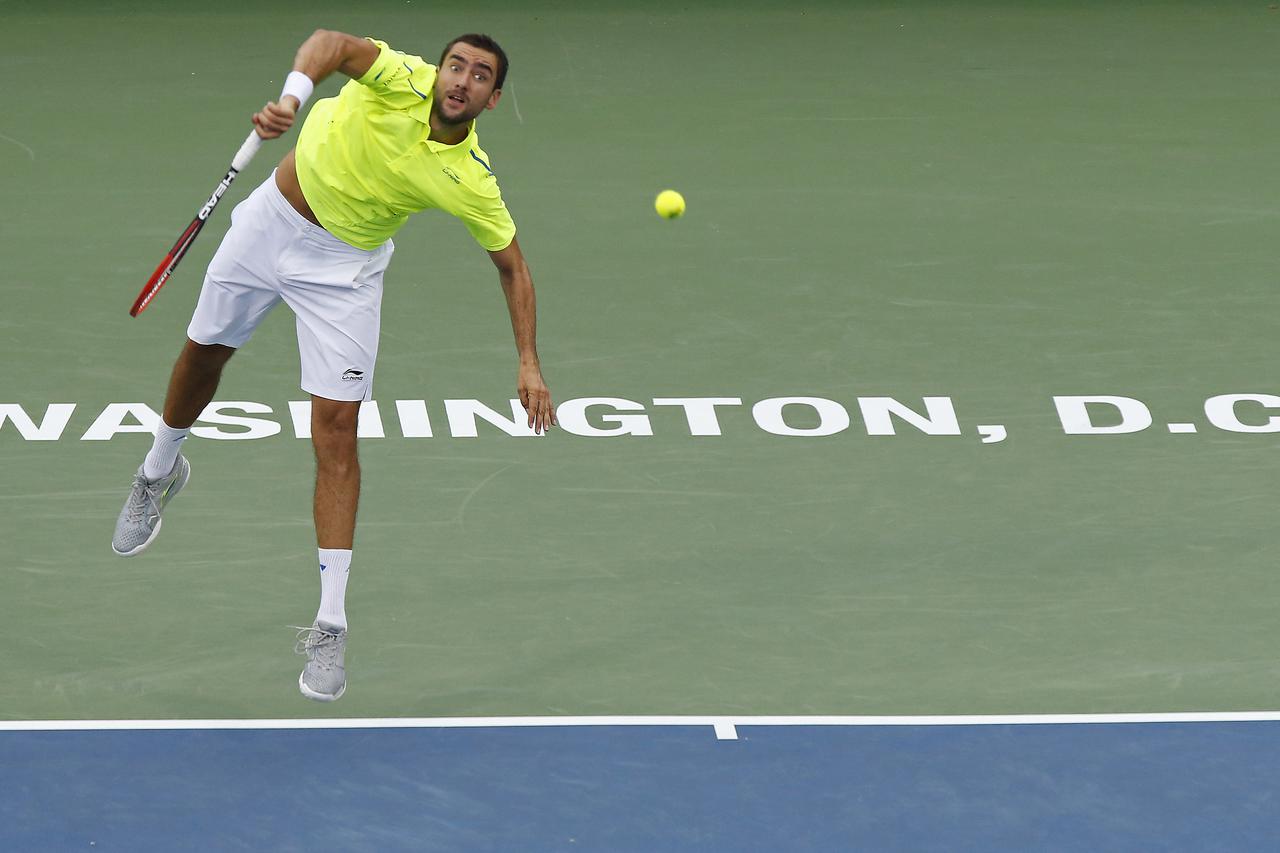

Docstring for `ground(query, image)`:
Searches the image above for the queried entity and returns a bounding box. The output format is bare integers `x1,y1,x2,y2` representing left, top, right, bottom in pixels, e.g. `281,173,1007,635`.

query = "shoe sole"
111,458,191,557
112,516,163,557
298,671,346,702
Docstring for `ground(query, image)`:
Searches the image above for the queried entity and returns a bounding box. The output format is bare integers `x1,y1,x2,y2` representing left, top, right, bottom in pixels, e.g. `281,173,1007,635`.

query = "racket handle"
231,131,265,173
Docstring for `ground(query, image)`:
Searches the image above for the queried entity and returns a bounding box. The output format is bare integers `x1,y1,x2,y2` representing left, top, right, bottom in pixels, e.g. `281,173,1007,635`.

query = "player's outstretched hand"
518,363,556,435
252,98,298,139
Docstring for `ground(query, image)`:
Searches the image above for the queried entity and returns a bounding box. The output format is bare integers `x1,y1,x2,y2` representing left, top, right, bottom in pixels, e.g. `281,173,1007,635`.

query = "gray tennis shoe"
296,622,347,702
111,455,191,557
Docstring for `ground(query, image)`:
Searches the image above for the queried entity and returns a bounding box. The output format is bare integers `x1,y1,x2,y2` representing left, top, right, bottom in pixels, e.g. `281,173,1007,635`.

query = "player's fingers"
518,387,531,425
251,114,278,139
258,103,294,131
536,394,554,433
526,393,543,433
262,100,295,119
252,112,283,137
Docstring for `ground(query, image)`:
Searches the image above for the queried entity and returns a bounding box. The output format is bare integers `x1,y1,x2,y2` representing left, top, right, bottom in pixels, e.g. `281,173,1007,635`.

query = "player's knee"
312,434,357,479
314,444,358,478
311,400,359,452
182,339,235,372
312,431,358,477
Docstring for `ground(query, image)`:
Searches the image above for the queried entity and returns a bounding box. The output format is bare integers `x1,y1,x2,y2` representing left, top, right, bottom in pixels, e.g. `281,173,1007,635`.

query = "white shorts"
187,172,394,402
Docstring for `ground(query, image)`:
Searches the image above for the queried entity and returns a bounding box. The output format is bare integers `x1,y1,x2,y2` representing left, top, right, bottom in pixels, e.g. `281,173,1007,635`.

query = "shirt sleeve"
461,189,517,252
353,38,438,110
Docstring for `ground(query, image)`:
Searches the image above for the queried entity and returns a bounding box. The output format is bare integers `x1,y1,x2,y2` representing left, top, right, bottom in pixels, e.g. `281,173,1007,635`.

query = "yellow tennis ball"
655,189,686,219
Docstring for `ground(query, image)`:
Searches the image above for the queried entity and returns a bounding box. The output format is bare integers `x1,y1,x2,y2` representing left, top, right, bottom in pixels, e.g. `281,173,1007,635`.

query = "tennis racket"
129,130,266,317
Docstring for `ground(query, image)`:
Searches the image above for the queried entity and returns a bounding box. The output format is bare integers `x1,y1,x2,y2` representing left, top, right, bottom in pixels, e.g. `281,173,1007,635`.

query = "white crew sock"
316,548,352,630
143,420,191,480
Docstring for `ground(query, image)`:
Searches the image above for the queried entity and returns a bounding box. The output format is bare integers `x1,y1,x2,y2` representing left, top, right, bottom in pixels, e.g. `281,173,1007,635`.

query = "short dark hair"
440,33,508,89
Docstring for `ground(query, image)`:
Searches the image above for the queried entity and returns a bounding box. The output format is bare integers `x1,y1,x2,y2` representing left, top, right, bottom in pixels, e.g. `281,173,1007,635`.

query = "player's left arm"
489,237,556,434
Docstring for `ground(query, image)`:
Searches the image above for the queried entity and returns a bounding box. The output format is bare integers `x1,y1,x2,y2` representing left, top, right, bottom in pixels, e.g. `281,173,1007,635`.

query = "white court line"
506,80,524,124
3,712,1280,734
714,722,739,741
0,131,36,160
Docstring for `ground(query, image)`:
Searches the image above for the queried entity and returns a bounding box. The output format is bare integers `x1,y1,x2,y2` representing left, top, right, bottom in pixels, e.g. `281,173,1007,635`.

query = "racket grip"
231,131,264,173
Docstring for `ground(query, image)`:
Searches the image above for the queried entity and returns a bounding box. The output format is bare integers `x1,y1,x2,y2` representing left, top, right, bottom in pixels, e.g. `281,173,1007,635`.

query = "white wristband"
280,70,314,109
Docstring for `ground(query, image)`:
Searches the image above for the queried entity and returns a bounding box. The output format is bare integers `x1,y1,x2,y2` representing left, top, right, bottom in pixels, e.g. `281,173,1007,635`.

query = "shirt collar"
425,119,478,154
407,85,478,153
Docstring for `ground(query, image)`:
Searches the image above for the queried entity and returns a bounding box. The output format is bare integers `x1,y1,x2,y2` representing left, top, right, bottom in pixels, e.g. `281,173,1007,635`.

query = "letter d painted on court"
1053,396,1152,435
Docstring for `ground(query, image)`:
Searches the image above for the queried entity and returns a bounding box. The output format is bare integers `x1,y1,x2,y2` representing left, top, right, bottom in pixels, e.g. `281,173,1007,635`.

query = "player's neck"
428,113,472,146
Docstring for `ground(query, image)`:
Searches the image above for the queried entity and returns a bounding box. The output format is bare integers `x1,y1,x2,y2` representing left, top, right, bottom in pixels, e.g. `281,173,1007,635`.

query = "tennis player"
111,30,555,701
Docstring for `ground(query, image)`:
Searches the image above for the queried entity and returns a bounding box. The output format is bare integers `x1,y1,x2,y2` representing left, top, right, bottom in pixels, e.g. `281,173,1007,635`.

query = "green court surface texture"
2,0,1278,722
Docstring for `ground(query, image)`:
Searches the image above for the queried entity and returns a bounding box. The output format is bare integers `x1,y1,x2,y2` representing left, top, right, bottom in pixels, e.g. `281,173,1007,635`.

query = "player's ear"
485,89,502,111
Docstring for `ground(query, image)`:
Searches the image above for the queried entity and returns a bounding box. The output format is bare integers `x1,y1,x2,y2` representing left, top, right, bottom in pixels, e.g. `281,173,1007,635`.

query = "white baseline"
4,712,1280,743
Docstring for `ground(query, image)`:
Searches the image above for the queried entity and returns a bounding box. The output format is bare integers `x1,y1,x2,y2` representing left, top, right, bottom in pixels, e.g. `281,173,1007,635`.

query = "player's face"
433,44,502,125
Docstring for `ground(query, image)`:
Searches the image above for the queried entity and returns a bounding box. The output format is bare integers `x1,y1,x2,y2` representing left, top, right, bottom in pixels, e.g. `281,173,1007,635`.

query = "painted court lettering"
752,397,850,437
1053,396,1153,435
1203,394,1280,434
858,396,962,436
2,394,1278,442
0,403,76,441
444,399,540,438
556,398,652,437
189,402,281,441
651,398,742,436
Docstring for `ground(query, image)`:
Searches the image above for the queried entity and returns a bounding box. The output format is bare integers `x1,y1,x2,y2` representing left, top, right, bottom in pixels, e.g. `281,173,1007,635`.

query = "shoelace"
125,474,163,524
292,626,343,671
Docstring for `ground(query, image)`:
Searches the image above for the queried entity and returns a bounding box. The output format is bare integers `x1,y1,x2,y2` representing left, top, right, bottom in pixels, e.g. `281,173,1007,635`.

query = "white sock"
143,420,190,480
316,548,352,630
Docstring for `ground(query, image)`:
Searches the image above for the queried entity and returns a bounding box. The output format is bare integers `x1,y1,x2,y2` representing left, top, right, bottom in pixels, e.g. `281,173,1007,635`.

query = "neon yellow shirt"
295,39,516,252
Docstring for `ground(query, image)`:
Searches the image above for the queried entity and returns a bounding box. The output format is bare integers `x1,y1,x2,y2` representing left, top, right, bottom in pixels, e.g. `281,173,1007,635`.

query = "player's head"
434,34,508,126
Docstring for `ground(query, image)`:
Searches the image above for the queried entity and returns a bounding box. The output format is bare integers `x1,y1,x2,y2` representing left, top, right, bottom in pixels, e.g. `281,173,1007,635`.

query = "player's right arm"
292,30,380,83
252,30,380,139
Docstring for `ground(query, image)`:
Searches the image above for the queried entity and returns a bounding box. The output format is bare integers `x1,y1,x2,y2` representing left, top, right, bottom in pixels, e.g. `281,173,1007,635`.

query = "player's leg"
111,341,236,556
135,339,236,482
112,176,288,557
161,339,237,429
312,395,361,553
295,396,359,702
312,393,360,618
282,223,392,701
294,396,360,703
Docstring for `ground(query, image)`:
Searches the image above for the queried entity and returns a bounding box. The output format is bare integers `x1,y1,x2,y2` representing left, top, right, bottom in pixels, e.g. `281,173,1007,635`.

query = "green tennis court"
4,0,1280,845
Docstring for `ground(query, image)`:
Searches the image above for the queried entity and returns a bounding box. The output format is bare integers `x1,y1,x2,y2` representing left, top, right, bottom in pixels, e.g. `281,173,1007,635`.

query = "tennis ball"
655,189,686,219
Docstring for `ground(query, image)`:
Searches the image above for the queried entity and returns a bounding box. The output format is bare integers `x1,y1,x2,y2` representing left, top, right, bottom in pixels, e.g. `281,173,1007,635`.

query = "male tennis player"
111,30,555,701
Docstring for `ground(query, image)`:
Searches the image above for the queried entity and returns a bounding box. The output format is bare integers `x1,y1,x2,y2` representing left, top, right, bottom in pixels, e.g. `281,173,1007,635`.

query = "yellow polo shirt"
295,39,516,252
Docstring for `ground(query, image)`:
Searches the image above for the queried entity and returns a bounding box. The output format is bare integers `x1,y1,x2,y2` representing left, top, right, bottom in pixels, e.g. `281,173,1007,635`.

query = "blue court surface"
4,715,1279,851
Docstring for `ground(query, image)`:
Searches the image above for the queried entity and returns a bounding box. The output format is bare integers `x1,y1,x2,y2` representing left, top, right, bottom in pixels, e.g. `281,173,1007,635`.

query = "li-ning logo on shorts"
341,368,365,382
